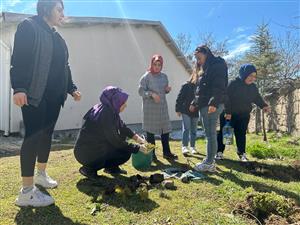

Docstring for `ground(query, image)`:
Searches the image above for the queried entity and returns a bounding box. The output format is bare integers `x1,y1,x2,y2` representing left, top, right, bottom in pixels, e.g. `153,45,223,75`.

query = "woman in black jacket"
11,0,81,207
74,86,149,180
176,71,199,156
216,64,269,161
190,45,228,172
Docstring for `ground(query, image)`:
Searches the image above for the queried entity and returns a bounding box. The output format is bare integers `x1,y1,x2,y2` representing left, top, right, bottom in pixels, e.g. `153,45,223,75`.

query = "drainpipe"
0,40,11,137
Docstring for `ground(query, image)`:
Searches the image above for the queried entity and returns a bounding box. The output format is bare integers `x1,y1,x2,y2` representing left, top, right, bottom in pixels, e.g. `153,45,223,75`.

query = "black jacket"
192,57,228,109
75,106,140,155
175,82,199,117
10,16,77,106
225,77,268,115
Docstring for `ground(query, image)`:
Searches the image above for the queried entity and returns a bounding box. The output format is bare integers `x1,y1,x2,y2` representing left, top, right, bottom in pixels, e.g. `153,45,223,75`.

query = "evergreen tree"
246,22,280,141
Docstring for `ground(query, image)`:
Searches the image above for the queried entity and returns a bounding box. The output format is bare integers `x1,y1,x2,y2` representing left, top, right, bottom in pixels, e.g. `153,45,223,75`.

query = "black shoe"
104,166,127,175
149,173,164,184
79,166,100,180
163,153,178,160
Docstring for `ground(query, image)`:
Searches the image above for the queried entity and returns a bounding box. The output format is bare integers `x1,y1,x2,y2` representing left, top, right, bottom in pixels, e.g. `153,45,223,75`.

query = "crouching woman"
74,86,148,179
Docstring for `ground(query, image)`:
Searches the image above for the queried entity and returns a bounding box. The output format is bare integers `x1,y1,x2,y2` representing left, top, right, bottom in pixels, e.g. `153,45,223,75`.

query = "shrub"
247,143,279,159
249,192,294,218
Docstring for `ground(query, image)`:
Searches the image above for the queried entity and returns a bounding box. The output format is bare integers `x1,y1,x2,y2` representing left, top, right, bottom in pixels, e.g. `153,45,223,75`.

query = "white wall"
0,40,10,133
55,24,189,130
2,23,190,132
0,25,23,133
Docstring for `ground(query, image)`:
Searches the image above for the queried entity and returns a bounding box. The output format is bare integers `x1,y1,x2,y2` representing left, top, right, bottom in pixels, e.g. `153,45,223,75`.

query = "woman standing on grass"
138,55,178,161
11,0,81,207
175,70,200,156
190,45,228,172
216,64,270,162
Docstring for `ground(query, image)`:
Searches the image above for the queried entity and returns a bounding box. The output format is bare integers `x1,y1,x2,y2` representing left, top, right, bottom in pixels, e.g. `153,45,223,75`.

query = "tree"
175,32,193,65
246,22,280,141
226,56,249,81
275,31,300,134
175,32,192,56
276,31,300,83
197,32,229,57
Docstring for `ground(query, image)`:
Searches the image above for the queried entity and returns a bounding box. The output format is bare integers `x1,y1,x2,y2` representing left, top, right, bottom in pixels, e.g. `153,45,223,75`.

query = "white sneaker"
35,172,58,189
215,152,224,160
240,153,248,162
190,147,197,154
15,186,54,207
194,162,216,172
182,146,189,155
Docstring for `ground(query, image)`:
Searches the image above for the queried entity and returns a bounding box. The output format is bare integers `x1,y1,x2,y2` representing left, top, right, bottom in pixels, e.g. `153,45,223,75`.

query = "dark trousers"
146,132,171,156
20,97,61,177
75,146,132,171
217,112,250,155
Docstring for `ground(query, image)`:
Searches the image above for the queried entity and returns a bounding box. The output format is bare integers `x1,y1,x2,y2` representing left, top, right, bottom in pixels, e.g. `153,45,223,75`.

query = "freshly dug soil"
244,161,300,182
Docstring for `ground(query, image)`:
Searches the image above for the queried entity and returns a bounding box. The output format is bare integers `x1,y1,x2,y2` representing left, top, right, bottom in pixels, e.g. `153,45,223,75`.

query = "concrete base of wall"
53,120,183,142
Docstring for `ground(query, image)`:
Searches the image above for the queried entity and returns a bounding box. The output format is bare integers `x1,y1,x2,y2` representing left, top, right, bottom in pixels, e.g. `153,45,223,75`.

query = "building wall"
0,25,22,133
2,23,190,132
0,40,10,133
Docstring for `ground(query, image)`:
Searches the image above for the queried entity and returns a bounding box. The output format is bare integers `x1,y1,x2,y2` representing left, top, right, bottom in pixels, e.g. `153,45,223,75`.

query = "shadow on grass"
217,158,300,183
15,205,88,225
76,176,159,213
143,158,191,172
0,145,74,158
215,168,300,204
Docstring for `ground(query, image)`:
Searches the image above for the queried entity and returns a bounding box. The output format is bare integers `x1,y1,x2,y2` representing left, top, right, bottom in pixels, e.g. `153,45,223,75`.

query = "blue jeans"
200,104,224,164
182,114,199,148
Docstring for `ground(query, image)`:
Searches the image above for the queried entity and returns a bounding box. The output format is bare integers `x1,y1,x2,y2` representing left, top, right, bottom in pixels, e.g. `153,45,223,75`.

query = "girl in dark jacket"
12,0,81,207
216,64,270,161
190,45,228,172
74,86,149,179
176,72,200,156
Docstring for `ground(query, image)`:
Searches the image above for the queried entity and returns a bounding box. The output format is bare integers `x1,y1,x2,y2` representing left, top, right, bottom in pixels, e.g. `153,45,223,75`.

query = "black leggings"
20,97,61,177
217,112,250,154
146,132,171,156
74,145,133,171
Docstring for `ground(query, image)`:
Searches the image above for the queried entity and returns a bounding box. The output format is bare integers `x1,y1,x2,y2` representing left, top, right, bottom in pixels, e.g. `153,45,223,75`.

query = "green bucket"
132,150,153,170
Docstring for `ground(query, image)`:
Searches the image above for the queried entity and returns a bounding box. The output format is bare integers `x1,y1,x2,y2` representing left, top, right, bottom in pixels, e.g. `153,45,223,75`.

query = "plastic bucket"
132,150,153,170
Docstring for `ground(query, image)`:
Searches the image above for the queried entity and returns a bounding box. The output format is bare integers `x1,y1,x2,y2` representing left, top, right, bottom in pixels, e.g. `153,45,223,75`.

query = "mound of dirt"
234,192,299,224
244,161,300,182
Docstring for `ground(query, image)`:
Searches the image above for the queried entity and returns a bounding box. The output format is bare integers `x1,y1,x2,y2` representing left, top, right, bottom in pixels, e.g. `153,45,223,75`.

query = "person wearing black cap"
216,63,270,161
190,45,228,172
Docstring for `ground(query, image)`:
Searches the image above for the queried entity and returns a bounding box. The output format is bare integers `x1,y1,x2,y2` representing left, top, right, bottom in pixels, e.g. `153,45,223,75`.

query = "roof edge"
1,12,192,73
1,12,161,26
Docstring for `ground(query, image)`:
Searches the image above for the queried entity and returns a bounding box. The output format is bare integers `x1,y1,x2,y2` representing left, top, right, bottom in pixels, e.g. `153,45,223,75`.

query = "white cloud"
228,34,248,44
206,7,216,18
7,0,21,7
233,26,250,33
206,3,223,18
2,0,36,14
247,35,256,41
21,2,36,13
224,42,252,60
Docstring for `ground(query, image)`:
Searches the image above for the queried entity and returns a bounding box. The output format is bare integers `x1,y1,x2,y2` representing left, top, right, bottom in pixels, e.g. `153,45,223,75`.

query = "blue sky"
1,0,299,58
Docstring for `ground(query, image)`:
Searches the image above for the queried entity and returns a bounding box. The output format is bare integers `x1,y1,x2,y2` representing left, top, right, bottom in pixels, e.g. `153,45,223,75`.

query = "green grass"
246,133,300,159
0,134,299,225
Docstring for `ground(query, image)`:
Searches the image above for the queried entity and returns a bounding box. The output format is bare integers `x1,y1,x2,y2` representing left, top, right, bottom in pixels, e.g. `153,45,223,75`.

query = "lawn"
0,134,299,225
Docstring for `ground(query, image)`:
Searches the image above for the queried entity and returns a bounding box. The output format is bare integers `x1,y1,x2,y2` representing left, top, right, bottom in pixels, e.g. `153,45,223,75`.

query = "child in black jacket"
176,72,199,155
216,64,269,161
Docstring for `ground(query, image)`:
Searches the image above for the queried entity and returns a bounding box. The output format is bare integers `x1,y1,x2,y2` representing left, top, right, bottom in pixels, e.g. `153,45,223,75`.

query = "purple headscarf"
84,86,128,127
